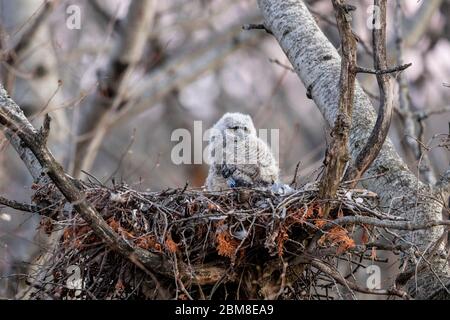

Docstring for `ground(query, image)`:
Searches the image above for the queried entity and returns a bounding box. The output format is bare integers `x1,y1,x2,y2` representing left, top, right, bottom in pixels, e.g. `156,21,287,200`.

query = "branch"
242,23,273,34
0,84,170,278
325,215,450,231
70,13,262,177
309,258,410,299
87,0,123,34
391,0,444,49
5,0,55,65
117,13,261,122
355,63,411,75
413,106,450,120
318,0,357,217
0,195,40,213
74,0,156,176
257,0,448,298
393,1,436,185
344,0,393,186
436,167,450,198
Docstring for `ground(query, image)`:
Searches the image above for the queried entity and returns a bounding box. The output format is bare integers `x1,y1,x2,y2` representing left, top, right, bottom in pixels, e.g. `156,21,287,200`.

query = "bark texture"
318,0,356,217
257,0,449,299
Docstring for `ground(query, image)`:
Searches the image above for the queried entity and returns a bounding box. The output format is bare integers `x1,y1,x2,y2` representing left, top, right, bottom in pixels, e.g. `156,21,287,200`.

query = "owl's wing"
223,136,278,187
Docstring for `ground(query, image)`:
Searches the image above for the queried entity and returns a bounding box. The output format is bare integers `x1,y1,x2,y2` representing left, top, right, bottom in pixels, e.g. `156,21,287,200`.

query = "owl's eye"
231,126,240,130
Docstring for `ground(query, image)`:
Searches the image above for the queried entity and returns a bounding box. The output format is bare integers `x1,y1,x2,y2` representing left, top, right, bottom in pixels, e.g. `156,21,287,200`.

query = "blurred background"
0,0,449,298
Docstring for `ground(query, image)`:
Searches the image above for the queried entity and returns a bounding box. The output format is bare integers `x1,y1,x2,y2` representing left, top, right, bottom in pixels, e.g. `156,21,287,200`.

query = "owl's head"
213,112,257,138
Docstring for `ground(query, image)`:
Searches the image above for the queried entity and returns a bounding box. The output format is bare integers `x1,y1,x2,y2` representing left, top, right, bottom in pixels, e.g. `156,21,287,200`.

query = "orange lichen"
135,235,162,252
318,226,355,254
276,228,289,257
216,231,239,259
165,235,178,253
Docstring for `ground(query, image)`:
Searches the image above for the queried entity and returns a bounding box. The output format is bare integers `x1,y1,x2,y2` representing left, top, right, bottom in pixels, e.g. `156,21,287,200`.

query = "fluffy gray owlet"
205,112,279,191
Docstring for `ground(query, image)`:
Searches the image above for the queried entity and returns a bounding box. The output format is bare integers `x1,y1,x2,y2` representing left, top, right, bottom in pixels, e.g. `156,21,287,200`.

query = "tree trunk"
257,0,450,299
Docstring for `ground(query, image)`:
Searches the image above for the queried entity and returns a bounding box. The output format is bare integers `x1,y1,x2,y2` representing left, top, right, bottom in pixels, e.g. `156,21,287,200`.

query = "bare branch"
242,23,273,34
256,0,448,298
436,167,450,198
393,1,436,185
393,0,444,49
325,215,450,231
309,258,410,299
74,0,156,177
0,84,170,278
344,0,393,186
0,195,40,213
355,63,412,75
5,0,55,65
268,58,295,72
318,0,357,217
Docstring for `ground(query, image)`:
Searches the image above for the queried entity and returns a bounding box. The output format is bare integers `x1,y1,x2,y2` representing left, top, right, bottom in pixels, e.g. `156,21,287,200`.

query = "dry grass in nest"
19,180,401,300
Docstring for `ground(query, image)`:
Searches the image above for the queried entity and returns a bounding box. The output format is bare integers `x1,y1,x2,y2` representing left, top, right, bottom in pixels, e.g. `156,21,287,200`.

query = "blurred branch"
318,0,356,217
437,167,450,198
414,106,450,120
0,84,170,279
71,13,262,178
393,1,436,185
242,23,273,34
344,0,393,186
120,14,261,120
390,0,444,49
87,0,123,33
3,0,56,92
74,0,156,177
0,195,40,213
268,58,295,72
5,0,55,65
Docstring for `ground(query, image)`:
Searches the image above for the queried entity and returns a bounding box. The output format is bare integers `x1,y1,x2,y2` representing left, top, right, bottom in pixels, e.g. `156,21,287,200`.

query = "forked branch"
344,0,393,186
318,0,357,217
0,84,169,278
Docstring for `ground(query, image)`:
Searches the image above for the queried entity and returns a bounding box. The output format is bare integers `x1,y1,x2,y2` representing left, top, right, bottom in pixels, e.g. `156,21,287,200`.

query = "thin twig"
242,23,273,34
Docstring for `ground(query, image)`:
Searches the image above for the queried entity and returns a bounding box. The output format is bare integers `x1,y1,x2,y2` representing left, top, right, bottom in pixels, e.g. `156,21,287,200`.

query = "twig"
344,0,393,186
310,258,410,299
0,195,41,213
325,215,450,231
0,84,170,279
6,0,55,65
392,1,436,185
355,63,412,75
242,23,273,34
290,161,301,186
74,0,156,177
319,0,357,217
269,58,295,72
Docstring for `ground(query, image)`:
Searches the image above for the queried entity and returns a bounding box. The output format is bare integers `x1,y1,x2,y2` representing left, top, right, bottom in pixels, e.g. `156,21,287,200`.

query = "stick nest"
22,181,399,300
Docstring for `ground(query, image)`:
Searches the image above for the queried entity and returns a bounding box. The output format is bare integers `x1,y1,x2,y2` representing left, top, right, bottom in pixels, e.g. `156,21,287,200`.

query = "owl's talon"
227,178,237,188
